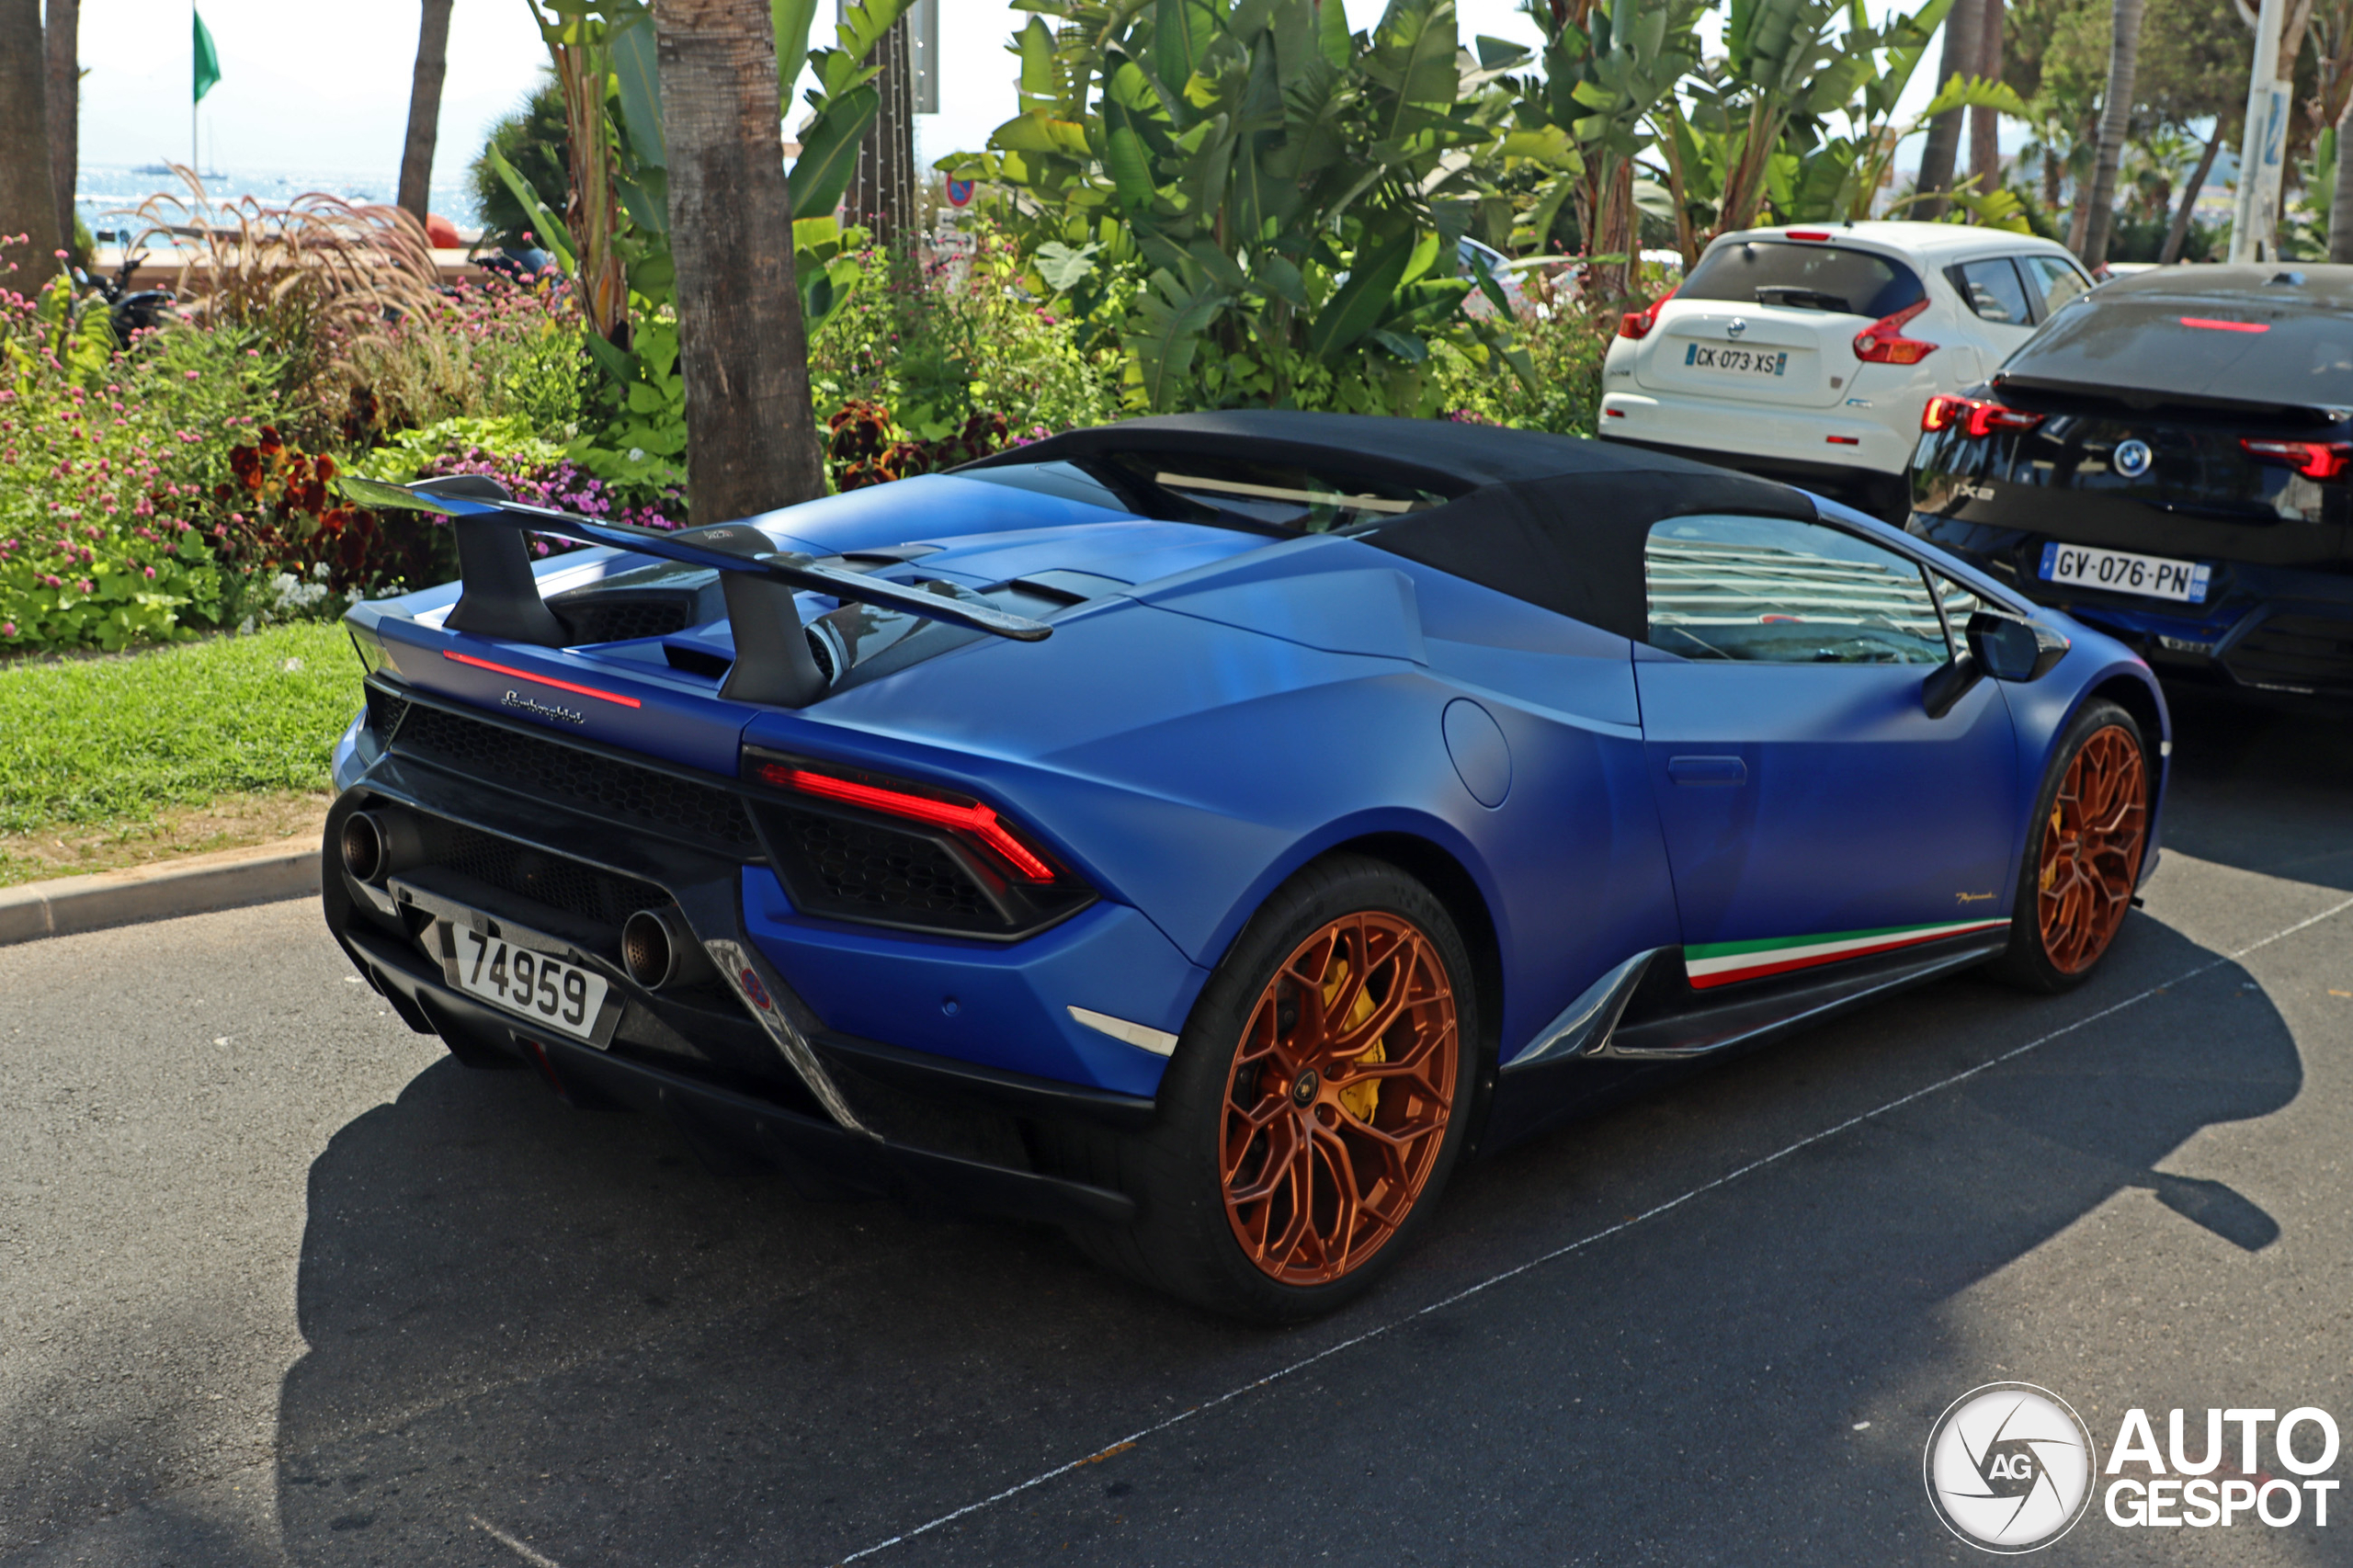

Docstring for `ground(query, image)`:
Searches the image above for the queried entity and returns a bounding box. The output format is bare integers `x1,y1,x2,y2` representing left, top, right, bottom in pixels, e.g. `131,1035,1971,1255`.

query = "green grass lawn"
1,621,363,883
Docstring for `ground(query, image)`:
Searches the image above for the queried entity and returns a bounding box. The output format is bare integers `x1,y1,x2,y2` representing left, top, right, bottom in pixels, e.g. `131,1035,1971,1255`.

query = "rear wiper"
340,473,1051,709
1754,287,1851,312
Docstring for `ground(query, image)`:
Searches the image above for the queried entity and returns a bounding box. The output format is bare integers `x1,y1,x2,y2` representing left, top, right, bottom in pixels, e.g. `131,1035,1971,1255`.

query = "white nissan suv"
1597,222,2093,517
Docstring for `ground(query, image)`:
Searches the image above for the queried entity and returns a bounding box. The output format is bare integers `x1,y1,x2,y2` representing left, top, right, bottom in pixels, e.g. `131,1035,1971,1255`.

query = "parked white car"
1597,222,2093,517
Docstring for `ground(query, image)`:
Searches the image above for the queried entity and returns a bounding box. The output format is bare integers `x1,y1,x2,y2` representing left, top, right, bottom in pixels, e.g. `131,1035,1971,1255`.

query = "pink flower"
143,565,155,579
185,369,200,381
76,579,91,594
0,622,14,637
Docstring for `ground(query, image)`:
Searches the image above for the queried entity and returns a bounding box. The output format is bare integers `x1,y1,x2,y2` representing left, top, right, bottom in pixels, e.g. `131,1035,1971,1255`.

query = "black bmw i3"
1906,265,2353,706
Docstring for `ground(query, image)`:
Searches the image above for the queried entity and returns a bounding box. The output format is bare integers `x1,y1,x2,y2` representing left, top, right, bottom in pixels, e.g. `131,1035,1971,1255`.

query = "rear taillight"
1619,286,1676,340
1854,299,1936,365
745,750,1068,884
2242,437,2353,481
1785,230,1831,242
1921,395,2043,438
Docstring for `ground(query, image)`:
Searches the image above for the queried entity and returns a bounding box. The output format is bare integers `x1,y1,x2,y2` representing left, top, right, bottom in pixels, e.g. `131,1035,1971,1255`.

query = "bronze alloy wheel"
1219,911,1460,1286
2036,723,2148,974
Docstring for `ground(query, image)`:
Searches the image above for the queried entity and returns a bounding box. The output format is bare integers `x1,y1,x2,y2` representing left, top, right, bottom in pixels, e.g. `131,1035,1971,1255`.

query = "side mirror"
1965,609,2069,682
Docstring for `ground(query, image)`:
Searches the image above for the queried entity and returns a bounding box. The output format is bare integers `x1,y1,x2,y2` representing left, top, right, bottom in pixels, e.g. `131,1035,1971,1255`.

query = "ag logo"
2114,438,2153,478
1925,1383,2097,1552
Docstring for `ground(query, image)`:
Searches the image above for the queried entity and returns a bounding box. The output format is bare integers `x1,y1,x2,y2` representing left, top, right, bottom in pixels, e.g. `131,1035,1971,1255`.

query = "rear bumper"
341,923,1133,1225
324,681,1158,1226
1907,512,2353,704
1598,390,1914,479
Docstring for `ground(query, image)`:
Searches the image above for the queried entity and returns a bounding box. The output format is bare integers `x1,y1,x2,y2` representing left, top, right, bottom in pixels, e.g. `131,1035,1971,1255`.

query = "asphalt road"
5,687,2350,1568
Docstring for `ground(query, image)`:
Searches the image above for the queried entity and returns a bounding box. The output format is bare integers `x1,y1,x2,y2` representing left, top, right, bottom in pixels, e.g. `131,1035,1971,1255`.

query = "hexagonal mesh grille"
558,597,696,646
436,823,674,927
366,687,411,742
768,806,995,923
394,703,758,851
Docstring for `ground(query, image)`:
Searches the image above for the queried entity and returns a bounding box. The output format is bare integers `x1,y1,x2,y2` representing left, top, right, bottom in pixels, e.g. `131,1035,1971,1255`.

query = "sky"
68,1,1955,205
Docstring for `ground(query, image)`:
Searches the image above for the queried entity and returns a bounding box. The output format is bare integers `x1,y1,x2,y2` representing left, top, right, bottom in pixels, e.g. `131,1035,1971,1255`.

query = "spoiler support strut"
342,474,1051,709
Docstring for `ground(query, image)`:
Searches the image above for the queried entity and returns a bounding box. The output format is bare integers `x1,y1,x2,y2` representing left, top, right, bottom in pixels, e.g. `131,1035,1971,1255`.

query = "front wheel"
1986,698,2150,993
1055,856,1477,1321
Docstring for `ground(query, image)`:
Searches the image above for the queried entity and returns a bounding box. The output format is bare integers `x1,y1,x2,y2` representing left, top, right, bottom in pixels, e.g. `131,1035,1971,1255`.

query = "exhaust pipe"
340,809,426,886
621,906,714,990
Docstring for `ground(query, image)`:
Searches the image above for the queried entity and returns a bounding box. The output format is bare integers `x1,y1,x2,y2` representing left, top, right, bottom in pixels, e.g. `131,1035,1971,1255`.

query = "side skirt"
1482,926,2011,1152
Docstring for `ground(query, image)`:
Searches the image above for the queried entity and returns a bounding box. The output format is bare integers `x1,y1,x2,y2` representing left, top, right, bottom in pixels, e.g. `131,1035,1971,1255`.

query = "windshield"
1681,240,1926,320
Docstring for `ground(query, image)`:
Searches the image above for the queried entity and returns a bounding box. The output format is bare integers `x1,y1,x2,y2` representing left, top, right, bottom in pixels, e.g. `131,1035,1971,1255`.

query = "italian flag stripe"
1684,918,2010,990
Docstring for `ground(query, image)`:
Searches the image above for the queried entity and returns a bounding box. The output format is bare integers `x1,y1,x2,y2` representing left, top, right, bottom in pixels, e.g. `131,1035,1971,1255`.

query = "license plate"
448,922,610,1041
2039,541,2211,603
1684,343,1788,378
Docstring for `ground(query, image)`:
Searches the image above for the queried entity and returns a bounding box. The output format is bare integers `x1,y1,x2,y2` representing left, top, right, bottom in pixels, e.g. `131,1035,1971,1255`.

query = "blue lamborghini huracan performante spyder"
326,412,2166,1320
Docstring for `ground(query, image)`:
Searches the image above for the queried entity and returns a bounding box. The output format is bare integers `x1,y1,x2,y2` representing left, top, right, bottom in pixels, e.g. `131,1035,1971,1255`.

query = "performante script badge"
503,689,586,725
1926,1383,2097,1552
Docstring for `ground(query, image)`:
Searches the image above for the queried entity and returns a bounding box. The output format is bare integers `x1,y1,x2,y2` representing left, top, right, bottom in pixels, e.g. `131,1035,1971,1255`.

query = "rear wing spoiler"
340,475,1051,709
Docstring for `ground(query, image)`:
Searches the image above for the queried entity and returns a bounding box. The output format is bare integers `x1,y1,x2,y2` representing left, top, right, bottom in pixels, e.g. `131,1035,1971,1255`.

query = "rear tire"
1985,699,2150,993
1053,855,1477,1322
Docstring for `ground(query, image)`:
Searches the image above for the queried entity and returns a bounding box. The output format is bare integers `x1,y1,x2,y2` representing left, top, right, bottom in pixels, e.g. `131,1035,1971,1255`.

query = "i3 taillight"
1619,286,1676,340
745,750,1069,884
1921,394,2043,438
1854,299,1937,365
2242,437,2353,481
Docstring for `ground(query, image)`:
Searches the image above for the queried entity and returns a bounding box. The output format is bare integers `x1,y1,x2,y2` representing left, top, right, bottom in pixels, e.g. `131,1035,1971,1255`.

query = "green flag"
193,9,221,104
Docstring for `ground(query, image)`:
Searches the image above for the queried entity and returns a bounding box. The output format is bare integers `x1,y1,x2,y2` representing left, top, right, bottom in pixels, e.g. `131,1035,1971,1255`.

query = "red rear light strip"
764,766,1058,882
441,649,642,708
2242,438,2353,481
2180,316,2268,333
1921,395,2043,438
1618,285,1677,340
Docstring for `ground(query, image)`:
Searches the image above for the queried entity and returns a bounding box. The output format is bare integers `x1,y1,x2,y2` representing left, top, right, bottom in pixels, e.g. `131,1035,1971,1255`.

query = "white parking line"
473,1514,567,1568
834,893,2353,1565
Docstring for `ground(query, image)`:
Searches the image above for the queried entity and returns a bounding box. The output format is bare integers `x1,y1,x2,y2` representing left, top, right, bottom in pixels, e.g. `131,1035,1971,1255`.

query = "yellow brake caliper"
1322,957,1386,1121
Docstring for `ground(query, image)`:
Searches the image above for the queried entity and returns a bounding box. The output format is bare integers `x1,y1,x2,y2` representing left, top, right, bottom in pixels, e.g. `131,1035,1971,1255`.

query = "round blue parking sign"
946,177,975,208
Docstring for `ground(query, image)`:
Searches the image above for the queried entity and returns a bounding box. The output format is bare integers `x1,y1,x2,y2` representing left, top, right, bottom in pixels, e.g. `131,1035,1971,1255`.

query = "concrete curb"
0,835,322,947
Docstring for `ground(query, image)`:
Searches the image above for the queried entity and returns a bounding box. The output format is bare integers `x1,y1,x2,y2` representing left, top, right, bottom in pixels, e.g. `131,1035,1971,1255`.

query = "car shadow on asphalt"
2156,685,2353,894
266,905,2305,1566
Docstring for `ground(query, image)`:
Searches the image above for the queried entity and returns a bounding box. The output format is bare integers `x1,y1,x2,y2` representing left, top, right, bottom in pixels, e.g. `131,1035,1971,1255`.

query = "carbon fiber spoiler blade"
340,474,1051,708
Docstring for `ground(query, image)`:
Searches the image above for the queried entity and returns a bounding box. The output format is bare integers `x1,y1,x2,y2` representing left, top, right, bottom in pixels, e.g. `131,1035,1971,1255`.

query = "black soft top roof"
962,411,1817,641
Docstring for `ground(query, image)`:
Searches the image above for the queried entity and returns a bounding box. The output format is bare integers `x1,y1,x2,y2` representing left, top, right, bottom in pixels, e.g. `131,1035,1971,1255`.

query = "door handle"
1667,755,1747,786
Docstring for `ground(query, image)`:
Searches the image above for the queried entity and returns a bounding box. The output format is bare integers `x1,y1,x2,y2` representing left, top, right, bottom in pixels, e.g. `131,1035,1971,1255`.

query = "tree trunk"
1970,0,2005,195
43,0,74,251
2334,97,2353,263
654,0,826,521
0,0,63,269
2161,122,2224,263
397,0,455,224
2041,137,2063,211
1915,0,1985,219
2066,114,2096,251
845,11,915,246
2080,0,2146,267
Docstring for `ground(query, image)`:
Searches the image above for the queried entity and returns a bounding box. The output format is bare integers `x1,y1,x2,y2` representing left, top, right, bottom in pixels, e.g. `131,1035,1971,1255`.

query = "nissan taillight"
1921,394,2043,438
1854,299,1937,365
2242,437,2353,481
1619,286,1676,340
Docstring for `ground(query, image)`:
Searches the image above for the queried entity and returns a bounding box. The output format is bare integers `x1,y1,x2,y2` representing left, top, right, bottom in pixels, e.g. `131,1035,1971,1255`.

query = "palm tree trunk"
1915,0,1985,220
0,0,62,267
1970,0,2005,195
654,0,827,520
2333,97,2353,263
2160,122,2223,263
2080,0,2146,266
845,12,915,246
43,0,74,251
397,0,455,224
